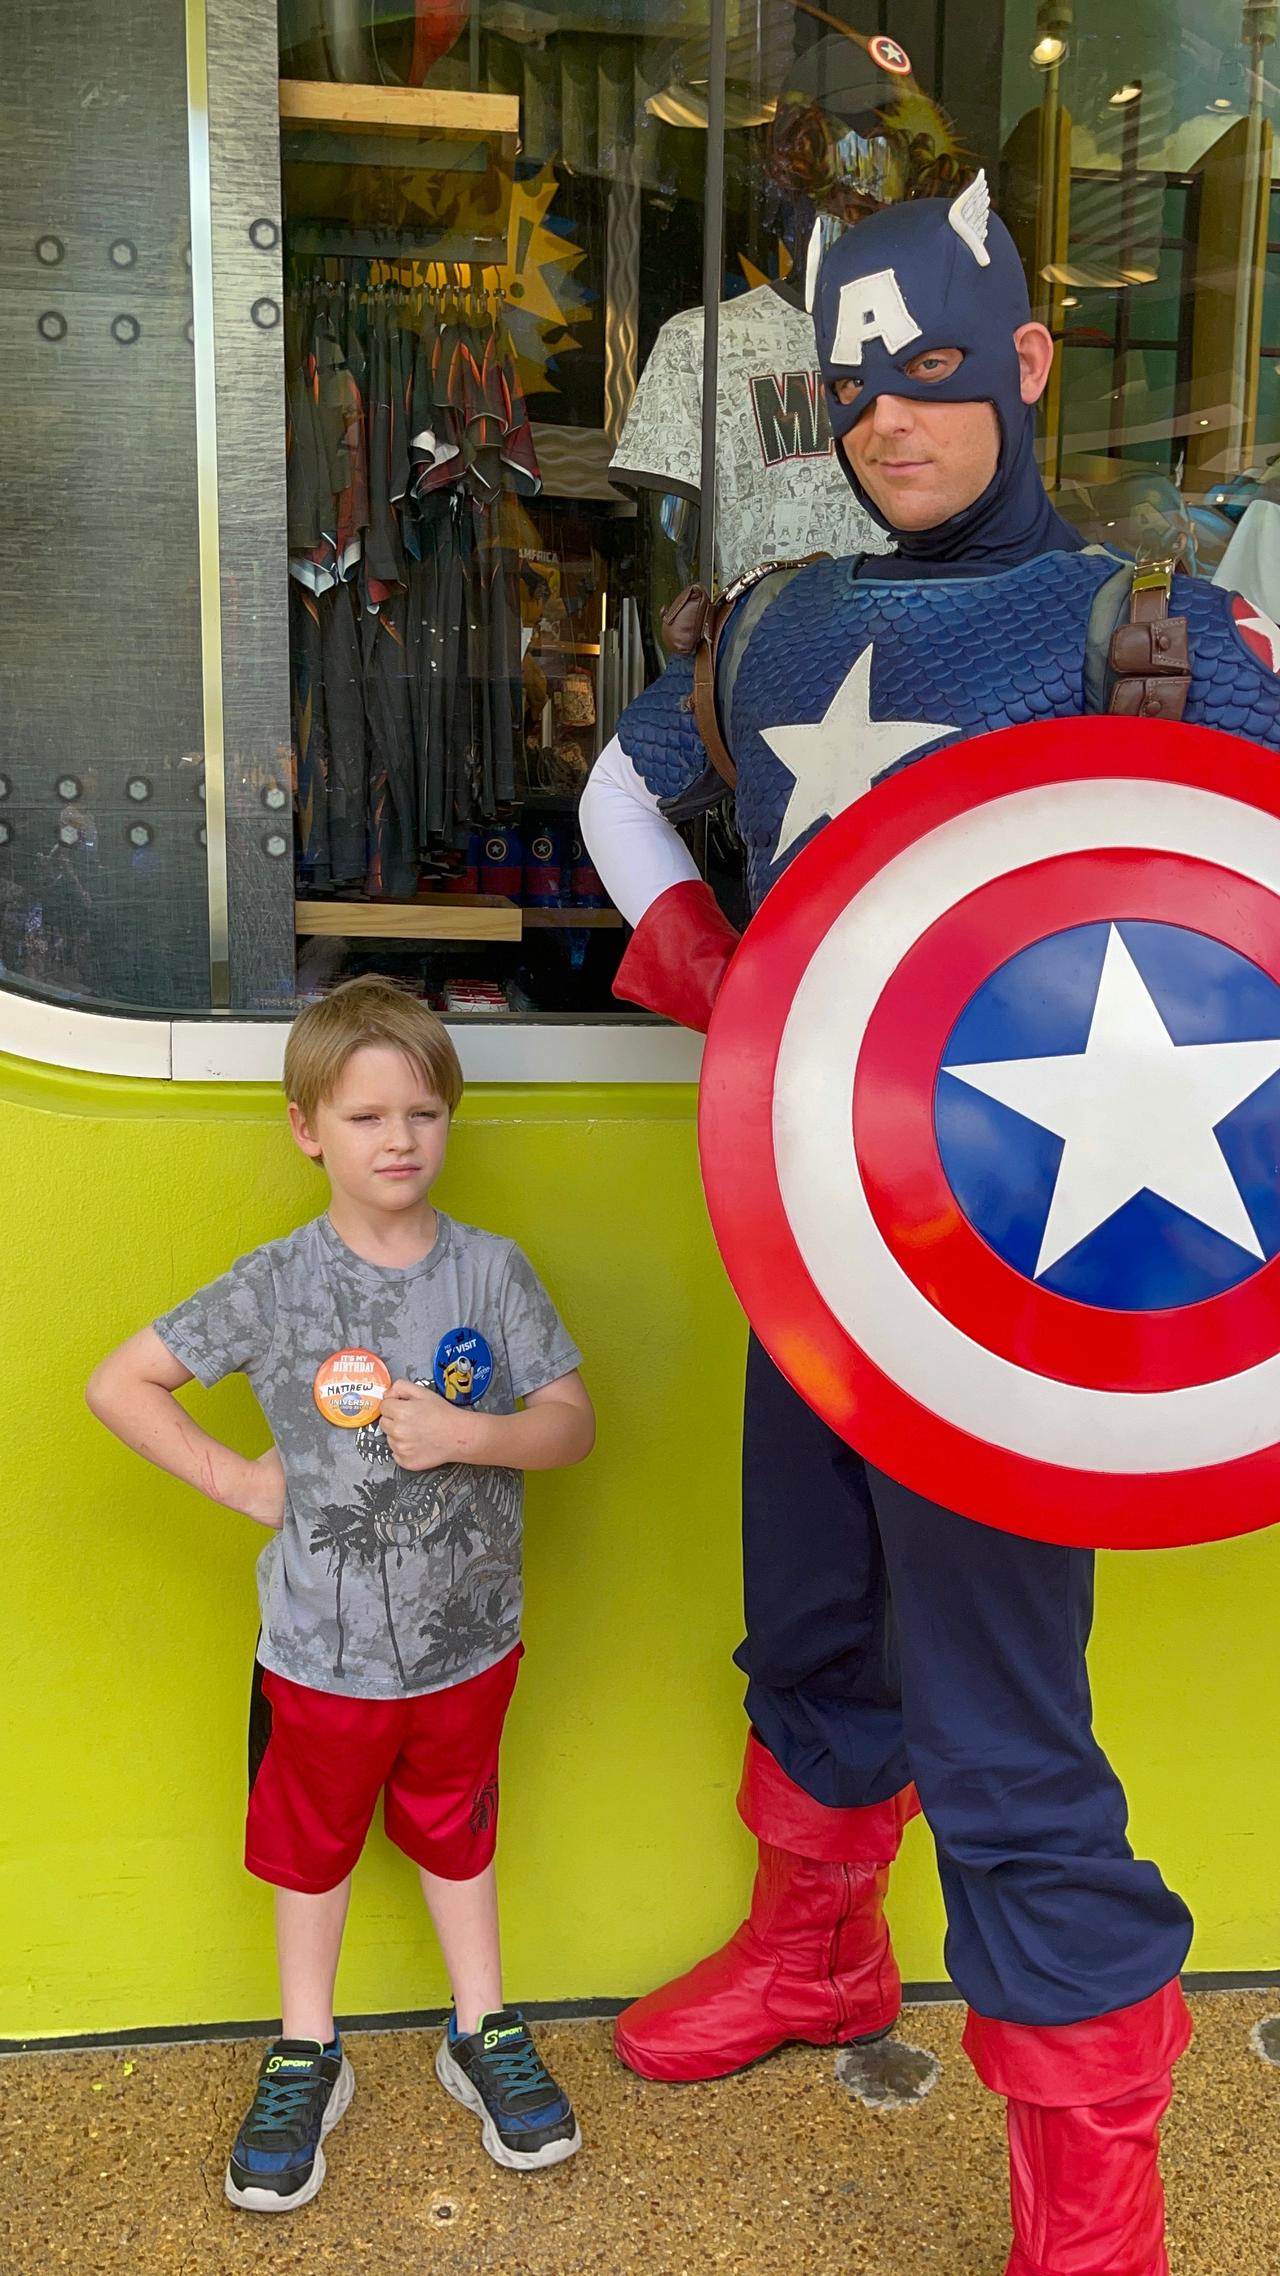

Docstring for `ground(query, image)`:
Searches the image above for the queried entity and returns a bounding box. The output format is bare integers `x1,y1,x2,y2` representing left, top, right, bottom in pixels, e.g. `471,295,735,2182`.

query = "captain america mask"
810,174,1062,564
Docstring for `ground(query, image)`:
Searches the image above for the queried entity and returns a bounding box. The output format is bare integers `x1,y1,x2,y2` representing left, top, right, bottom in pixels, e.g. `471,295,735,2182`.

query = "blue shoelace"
243,2064,326,2147
481,2031,559,2110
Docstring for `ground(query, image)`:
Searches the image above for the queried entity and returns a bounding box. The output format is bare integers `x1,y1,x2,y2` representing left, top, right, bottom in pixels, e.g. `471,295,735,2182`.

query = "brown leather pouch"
1107,559,1190,721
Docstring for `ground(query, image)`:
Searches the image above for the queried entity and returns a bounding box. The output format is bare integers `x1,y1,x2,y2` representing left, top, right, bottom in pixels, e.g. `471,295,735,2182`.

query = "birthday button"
313,1348,391,1428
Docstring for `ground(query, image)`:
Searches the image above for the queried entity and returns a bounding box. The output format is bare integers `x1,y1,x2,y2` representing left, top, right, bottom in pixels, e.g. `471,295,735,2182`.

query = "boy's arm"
86,1327,285,1530
380,1369,595,1475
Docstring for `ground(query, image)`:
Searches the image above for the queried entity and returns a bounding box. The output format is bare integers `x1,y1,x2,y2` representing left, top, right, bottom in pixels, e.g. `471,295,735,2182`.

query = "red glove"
613,879,740,1034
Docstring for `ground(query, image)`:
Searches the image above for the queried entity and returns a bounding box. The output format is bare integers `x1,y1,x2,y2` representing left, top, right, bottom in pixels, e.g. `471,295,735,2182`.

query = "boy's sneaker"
435,2008,581,2170
224,2035,355,2212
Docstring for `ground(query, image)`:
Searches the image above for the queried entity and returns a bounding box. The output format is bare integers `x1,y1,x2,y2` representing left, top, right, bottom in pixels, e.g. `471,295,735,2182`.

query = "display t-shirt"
153,1212,581,1701
609,285,888,583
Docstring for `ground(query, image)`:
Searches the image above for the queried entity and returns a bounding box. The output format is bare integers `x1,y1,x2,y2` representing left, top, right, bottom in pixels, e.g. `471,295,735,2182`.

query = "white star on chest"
762,640,958,861
944,925,1280,1277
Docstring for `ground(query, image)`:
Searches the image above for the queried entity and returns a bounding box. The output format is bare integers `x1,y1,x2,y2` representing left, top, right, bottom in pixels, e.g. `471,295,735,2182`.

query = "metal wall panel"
204,0,297,1011
0,0,210,1011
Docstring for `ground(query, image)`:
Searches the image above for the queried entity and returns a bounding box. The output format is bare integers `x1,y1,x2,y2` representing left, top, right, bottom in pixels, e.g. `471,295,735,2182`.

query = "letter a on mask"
831,269,922,367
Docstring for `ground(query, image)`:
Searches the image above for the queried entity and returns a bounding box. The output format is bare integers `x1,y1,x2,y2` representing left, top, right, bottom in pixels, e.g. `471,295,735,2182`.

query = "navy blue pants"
736,1339,1193,2026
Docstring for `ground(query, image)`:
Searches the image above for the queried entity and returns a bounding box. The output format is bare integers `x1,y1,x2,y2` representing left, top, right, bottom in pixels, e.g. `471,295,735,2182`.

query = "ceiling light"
1043,259,1155,288
1109,82,1142,104
1032,33,1068,66
1199,417,1210,425
1062,294,1079,306
1211,96,1234,108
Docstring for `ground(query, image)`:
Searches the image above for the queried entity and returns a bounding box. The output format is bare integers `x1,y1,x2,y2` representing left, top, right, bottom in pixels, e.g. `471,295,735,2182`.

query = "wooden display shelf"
523,908,622,928
534,637,602,657
296,897,623,940
279,80,519,138
296,895,521,942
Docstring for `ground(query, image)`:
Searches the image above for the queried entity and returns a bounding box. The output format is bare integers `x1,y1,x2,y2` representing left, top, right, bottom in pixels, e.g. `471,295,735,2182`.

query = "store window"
2,0,1278,1034
276,0,718,1017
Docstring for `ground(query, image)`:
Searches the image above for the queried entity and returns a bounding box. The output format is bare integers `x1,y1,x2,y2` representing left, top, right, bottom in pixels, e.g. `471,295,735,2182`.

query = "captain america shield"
698,713,1280,1550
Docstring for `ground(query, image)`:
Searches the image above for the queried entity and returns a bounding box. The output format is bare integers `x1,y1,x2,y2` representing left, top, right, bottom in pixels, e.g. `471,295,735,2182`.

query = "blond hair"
284,976,464,1123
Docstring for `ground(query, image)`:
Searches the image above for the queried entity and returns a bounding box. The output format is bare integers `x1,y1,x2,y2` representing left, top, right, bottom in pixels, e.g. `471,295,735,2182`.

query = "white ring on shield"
772,776,1280,1473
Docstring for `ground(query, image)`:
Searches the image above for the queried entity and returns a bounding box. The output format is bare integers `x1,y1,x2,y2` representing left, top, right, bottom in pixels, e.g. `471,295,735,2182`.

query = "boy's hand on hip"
381,1379,478,1470
236,1447,287,1530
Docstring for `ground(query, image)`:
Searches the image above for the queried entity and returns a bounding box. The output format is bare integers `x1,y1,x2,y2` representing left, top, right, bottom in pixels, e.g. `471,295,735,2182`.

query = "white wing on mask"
948,170,991,267
804,218,824,315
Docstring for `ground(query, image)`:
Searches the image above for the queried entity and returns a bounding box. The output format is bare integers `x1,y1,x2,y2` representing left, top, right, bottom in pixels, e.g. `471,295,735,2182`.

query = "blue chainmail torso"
616,550,1280,914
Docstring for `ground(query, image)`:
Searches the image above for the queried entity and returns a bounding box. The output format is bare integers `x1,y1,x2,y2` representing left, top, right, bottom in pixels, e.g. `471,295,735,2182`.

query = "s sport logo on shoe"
699,714,1280,1553
433,1328,494,1405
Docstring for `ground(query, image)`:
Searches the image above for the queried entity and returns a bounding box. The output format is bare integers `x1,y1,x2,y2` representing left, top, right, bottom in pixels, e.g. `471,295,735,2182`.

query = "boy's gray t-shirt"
153,1213,581,1700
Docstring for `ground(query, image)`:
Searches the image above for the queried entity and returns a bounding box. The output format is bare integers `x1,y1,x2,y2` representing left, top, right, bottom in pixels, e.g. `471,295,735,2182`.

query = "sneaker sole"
434,2038,581,2171
224,2054,356,2213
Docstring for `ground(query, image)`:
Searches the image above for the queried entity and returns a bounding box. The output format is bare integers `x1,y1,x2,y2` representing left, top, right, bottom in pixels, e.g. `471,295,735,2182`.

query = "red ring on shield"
698,714,1280,1550
852,846,1280,1392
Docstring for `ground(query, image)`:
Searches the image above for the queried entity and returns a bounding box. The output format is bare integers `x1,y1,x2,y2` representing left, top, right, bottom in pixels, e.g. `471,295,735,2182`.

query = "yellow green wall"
5,1049,1279,2040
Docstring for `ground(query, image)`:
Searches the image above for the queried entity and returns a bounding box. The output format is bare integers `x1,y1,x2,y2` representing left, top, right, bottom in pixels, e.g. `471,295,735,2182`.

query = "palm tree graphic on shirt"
309,1459,522,1683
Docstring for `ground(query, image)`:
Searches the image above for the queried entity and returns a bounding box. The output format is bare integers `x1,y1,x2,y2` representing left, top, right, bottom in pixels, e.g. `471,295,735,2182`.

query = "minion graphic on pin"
441,1355,475,1404
433,1327,494,1408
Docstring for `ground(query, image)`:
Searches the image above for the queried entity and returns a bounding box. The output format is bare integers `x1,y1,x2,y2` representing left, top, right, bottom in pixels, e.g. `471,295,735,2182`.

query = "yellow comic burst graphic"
423,164,592,401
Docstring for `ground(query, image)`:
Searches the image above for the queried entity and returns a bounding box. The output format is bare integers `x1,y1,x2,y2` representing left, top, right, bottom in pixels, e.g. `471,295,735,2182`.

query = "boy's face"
289,1045,450,1216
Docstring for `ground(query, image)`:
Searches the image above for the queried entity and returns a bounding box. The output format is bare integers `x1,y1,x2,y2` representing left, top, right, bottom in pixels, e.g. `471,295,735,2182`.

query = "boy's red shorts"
245,1645,522,1894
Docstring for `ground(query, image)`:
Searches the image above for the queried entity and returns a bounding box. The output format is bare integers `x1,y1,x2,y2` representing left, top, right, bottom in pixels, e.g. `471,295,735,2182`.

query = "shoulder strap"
1105,556,1190,721
661,555,831,790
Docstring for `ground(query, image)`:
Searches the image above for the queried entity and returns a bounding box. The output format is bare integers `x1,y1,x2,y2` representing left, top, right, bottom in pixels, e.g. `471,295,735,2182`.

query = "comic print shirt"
609,285,888,583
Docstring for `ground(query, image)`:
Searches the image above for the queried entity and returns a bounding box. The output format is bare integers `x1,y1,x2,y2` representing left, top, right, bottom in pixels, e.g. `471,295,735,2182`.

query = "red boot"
614,1733,918,2081
964,1980,1193,2276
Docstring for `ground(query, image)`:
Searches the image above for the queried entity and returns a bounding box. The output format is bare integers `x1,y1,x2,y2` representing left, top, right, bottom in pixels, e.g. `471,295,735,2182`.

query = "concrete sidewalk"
4,1992,1278,2274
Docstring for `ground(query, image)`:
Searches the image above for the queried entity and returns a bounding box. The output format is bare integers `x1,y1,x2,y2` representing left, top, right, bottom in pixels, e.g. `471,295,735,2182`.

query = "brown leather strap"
661,556,832,791
660,583,738,786
1107,559,1190,721
692,611,737,787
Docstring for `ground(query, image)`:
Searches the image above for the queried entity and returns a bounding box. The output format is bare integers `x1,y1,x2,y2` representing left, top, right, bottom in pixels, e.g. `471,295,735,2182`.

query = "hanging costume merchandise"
579,179,1280,2275
287,273,539,898
610,287,889,585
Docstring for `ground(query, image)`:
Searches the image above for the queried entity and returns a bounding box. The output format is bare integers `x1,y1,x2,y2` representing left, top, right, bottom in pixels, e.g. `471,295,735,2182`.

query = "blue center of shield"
934,919,1280,1309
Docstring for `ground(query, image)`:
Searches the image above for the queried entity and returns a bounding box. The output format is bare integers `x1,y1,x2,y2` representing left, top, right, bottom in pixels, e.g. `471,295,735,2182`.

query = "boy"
87,976,595,2211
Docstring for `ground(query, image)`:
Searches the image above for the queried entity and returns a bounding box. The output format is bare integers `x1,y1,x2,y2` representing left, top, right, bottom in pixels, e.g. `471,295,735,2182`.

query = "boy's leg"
227,1877,356,2216
417,1859,501,2033
229,1665,398,2214
383,1647,579,2169
277,1877,353,2042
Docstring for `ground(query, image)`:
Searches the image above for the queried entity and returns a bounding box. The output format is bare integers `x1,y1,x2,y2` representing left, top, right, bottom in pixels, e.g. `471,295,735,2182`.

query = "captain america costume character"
580,179,1280,2276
